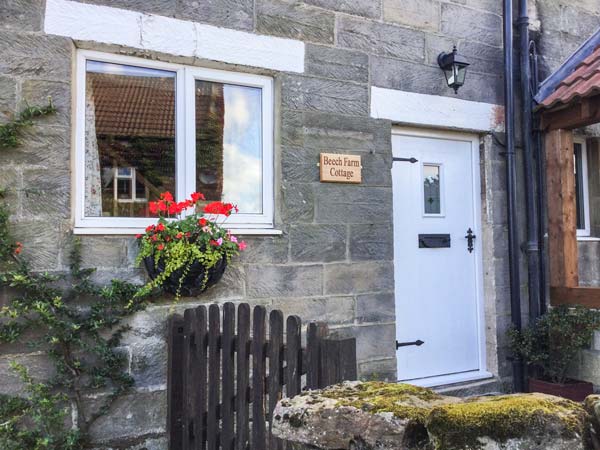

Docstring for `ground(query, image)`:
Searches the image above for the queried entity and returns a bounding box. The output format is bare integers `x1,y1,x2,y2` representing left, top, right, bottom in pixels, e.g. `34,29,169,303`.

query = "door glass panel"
423,164,441,215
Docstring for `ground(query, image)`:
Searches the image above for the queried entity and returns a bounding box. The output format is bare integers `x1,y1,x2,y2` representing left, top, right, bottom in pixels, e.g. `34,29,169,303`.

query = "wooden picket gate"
167,302,357,450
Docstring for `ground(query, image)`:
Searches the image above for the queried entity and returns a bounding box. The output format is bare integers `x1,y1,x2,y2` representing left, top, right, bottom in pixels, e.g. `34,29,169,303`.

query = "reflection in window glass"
195,81,263,214
423,164,441,215
84,60,176,217
574,143,586,230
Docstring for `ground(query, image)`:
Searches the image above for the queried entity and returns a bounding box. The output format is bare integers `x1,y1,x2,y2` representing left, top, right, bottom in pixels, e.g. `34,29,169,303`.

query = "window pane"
574,143,585,230
84,60,176,217
195,80,263,214
423,164,441,214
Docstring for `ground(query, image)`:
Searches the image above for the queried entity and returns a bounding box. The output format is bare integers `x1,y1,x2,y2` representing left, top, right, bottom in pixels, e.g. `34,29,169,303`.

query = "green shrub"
508,305,600,384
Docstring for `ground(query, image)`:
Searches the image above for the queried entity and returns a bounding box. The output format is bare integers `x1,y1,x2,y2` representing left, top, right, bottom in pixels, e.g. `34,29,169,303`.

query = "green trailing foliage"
0,99,56,150
0,363,80,450
509,305,600,384
0,103,149,449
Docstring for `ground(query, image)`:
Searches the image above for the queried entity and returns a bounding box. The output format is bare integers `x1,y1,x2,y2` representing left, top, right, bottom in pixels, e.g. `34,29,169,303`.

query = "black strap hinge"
393,157,418,164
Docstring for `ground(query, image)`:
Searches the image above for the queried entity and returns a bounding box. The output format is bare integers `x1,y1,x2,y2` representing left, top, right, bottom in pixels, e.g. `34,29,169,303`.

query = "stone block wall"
0,0,562,447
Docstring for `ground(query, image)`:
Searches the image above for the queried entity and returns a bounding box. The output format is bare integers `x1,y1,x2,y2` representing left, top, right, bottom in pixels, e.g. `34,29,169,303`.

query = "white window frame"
574,138,591,237
184,67,274,228
74,50,274,234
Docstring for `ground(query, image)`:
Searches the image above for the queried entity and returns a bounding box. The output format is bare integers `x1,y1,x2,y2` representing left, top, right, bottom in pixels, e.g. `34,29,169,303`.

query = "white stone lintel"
44,0,305,73
371,86,505,133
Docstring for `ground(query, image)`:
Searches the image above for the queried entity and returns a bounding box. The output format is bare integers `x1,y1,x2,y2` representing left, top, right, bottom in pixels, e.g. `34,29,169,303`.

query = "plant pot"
528,377,594,402
143,254,228,297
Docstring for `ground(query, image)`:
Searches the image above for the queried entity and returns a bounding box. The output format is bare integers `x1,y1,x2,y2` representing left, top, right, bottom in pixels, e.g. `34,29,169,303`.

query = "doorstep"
432,377,505,398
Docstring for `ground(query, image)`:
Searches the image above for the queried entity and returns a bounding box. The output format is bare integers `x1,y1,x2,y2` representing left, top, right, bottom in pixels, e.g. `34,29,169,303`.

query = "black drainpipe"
532,46,548,316
504,0,525,392
518,0,541,322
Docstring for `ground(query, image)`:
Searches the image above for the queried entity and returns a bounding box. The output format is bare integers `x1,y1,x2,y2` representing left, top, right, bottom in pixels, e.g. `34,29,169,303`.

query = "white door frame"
392,126,491,388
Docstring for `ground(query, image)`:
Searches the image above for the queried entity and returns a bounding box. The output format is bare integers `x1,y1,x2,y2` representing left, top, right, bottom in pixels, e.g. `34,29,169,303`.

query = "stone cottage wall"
0,0,559,447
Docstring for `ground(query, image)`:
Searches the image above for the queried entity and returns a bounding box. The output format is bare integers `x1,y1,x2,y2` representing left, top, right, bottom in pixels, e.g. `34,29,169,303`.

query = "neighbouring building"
2,0,600,448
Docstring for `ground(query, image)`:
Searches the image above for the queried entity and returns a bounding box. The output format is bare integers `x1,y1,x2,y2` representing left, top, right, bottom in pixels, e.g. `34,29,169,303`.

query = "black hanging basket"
143,254,228,297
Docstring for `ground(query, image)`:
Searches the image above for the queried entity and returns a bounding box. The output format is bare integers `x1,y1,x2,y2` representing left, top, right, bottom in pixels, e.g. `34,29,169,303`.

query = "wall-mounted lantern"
438,46,470,94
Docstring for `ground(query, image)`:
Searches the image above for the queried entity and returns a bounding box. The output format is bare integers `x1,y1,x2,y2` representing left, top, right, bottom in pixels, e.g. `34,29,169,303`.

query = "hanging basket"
143,255,228,297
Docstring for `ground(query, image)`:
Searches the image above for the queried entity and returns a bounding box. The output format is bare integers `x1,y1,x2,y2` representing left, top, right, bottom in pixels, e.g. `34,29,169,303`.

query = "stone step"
433,377,505,398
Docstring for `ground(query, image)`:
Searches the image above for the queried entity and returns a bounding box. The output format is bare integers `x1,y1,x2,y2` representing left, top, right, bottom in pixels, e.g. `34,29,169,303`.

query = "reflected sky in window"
222,85,263,214
87,60,176,78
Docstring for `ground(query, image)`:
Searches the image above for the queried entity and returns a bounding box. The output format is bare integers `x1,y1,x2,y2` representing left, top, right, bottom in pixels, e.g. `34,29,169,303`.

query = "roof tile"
540,45,600,110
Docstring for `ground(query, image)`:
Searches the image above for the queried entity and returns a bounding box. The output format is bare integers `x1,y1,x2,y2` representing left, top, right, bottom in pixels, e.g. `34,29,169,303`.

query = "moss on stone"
322,381,446,423
318,383,588,450
426,393,587,450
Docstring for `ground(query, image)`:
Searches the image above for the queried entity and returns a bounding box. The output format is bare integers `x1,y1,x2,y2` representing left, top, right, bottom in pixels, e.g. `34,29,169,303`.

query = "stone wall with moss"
274,381,592,450
0,0,582,447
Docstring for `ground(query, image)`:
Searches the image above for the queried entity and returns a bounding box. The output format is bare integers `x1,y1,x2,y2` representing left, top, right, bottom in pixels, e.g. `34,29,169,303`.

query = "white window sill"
577,236,600,242
73,227,283,236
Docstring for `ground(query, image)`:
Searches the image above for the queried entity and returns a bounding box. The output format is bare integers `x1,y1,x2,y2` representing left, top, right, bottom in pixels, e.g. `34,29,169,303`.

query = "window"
422,163,443,216
75,51,274,232
574,139,590,237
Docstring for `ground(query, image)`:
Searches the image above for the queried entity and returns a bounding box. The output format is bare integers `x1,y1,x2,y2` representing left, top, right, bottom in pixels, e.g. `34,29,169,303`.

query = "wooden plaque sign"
319,153,362,184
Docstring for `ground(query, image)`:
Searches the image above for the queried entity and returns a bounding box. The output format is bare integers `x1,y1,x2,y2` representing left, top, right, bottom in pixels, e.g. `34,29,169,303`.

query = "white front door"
392,128,487,387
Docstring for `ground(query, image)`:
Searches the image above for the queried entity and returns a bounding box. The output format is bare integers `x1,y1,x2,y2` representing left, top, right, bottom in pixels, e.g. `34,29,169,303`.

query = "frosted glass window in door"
423,164,441,215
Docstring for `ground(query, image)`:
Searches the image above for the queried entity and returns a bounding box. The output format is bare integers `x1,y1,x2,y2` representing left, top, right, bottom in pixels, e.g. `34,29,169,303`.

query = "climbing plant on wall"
0,102,150,449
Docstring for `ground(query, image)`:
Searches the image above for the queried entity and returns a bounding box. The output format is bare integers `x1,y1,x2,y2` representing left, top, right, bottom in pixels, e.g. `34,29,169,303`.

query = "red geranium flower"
160,191,174,202
157,244,165,251
203,201,236,216
145,225,155,232
135,234,142,239
191,192,205,203
156,223,165,232
176,232,183,239
199,217,207,227
13,242,23,255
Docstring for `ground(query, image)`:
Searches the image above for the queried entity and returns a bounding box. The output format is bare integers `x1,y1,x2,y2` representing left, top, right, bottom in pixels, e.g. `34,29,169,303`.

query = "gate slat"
268,310,284,449
286,316,302,397
208,304,221,450
167,315,184,450
222,303,236,450
252,305,267,450
182,309,195,450
196,306,208,450
320,339,340,387
338,338,357,383
306,322,327,390
236,303,251,450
